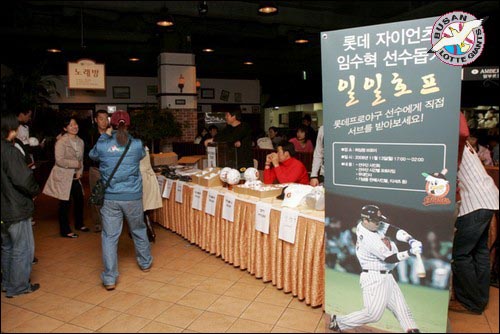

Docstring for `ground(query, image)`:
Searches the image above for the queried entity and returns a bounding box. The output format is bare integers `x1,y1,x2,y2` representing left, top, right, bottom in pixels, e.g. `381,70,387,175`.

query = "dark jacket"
13,137,34,165
1,139,40,223
215,122,253,170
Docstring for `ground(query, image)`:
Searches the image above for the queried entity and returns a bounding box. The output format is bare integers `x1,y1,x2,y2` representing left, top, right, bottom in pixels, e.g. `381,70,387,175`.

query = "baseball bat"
415,253,426,278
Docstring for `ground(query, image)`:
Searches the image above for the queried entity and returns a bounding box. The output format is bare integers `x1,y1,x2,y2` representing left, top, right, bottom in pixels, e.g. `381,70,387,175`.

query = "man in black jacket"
1,112,41,298
204,110,253,171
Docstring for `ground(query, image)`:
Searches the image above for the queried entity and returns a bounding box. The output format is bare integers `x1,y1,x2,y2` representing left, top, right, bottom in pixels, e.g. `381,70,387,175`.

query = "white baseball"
244,167,259,181
219,167,232,183
226,169,241,185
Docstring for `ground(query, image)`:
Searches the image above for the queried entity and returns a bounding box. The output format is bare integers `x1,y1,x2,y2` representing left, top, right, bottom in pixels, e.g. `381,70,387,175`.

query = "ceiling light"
258,1,278,15
243,61,254,65
46,47,62,53
202,48,215,52
294,30,309,44
129,57,140,62
156,7,174,27
198,1,208,16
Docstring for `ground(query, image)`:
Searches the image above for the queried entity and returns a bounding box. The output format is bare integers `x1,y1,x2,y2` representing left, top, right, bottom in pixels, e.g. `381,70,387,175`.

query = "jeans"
1,218,35,297
100,199,152,286
452,209,493,313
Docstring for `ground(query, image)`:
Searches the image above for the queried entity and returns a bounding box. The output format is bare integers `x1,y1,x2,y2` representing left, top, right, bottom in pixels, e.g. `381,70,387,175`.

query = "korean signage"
462,66,499,81
68,59,106,90
322,17,460,333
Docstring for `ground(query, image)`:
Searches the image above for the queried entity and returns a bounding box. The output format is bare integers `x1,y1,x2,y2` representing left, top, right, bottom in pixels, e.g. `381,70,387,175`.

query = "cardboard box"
150,152,178,166
246,186,283,198
199,175,224,187
232,185,248,195
190,173,201,185
233,185,282,198
177,155,207,170
191,167,222,187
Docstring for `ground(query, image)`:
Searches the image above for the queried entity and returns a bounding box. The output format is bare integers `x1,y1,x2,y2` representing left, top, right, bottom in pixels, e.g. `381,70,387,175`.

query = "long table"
152,181,325,307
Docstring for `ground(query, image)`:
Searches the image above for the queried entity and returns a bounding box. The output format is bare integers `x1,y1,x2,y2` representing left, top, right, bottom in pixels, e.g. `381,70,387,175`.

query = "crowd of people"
1,108,161,296
2,106,497,324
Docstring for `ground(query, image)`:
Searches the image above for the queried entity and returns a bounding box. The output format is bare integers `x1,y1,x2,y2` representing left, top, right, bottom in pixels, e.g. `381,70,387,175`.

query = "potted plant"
129,105,182,153
1,62,59,113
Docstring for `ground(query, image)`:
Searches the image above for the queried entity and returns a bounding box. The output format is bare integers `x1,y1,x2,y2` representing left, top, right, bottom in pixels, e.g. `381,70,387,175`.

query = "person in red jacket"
263,142,309,185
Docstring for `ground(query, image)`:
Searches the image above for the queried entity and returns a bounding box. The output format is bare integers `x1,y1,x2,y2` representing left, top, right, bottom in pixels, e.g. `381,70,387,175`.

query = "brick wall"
160,108,197,152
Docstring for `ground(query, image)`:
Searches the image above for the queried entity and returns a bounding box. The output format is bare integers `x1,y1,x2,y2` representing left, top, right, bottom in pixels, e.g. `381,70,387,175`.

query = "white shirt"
355,221,398,271
311,125,324,178
457,143,499,216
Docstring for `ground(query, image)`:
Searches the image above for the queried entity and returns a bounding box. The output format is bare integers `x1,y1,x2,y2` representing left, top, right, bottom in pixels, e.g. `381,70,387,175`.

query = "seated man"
264,142,309,185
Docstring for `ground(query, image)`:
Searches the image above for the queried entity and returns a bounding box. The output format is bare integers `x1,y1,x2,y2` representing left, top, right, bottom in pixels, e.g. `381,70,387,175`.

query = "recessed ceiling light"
157,19,174,27
202,48,215,53
243,61,254,65
258,2,278,14
47,48,62,53
294,38,309,44
129,57,140,62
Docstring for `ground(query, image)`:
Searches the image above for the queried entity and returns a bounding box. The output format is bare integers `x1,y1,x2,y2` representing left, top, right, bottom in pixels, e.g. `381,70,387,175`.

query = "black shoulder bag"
89,140,131,206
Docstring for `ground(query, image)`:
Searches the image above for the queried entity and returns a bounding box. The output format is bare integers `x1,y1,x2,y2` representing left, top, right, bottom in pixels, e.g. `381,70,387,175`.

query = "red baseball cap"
110,110,130,127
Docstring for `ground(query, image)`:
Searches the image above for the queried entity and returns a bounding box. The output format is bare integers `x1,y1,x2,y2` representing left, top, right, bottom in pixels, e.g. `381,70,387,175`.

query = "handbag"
89,140,131,206
144,214,156,243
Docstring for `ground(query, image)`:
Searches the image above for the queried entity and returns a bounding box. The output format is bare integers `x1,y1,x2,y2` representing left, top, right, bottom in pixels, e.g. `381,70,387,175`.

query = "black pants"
452,209,494,313
58,179,84,236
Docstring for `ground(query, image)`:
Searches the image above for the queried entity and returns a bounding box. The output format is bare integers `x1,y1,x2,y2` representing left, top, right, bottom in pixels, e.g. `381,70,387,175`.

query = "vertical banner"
321,17,461,333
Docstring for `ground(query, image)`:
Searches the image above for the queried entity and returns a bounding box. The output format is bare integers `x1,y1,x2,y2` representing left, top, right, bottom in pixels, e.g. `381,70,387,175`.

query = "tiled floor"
1,175,498,333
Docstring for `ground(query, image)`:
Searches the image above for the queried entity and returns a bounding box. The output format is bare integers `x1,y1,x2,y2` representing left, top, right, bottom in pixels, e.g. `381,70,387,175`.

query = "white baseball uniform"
336,221,418,332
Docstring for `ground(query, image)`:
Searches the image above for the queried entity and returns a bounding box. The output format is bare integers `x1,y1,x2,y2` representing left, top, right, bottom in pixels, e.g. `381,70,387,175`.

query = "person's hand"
409,242,422,256
409,239,422,248
75,172,82,179
270,152,279,166
310,178,319,187
234,140,241,148
266,153,273,164
204,138,214,147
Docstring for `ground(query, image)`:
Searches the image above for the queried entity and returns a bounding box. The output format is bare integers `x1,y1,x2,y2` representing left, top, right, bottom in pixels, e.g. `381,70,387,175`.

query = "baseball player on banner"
329,204,423,333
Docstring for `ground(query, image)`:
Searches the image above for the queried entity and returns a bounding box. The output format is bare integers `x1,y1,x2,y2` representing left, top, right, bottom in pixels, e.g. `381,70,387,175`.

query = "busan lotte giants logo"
428,11,486,66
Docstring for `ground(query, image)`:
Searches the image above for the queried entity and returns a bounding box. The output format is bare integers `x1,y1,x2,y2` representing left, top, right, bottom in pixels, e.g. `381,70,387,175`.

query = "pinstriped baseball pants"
337,271,417,331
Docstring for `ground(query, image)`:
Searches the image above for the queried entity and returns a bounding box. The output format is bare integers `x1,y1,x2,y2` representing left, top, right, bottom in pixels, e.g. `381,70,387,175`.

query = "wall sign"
68,59,105,90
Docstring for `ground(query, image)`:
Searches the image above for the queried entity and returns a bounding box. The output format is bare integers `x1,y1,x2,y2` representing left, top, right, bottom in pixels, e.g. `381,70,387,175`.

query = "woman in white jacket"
43,117,88,238
139,145,162,242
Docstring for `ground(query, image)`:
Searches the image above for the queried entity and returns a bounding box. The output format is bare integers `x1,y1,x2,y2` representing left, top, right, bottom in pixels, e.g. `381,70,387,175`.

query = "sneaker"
6,283,40,298
141,264,152,272
329,314,341,332
104,284,116,291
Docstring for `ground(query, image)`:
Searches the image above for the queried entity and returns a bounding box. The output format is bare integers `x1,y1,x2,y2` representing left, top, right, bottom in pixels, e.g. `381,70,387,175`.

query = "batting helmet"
360,205,387,223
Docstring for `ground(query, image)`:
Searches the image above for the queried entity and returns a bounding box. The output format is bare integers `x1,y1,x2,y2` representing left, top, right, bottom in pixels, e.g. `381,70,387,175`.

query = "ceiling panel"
1,1,498,106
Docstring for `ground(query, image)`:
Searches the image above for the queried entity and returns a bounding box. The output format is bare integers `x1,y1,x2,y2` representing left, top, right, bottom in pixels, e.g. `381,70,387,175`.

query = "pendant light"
156,6,174,27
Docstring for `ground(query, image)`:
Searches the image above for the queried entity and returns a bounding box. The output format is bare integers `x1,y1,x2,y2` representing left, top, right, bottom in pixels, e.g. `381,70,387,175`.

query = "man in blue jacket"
1,112,41,298
89,110,152,291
